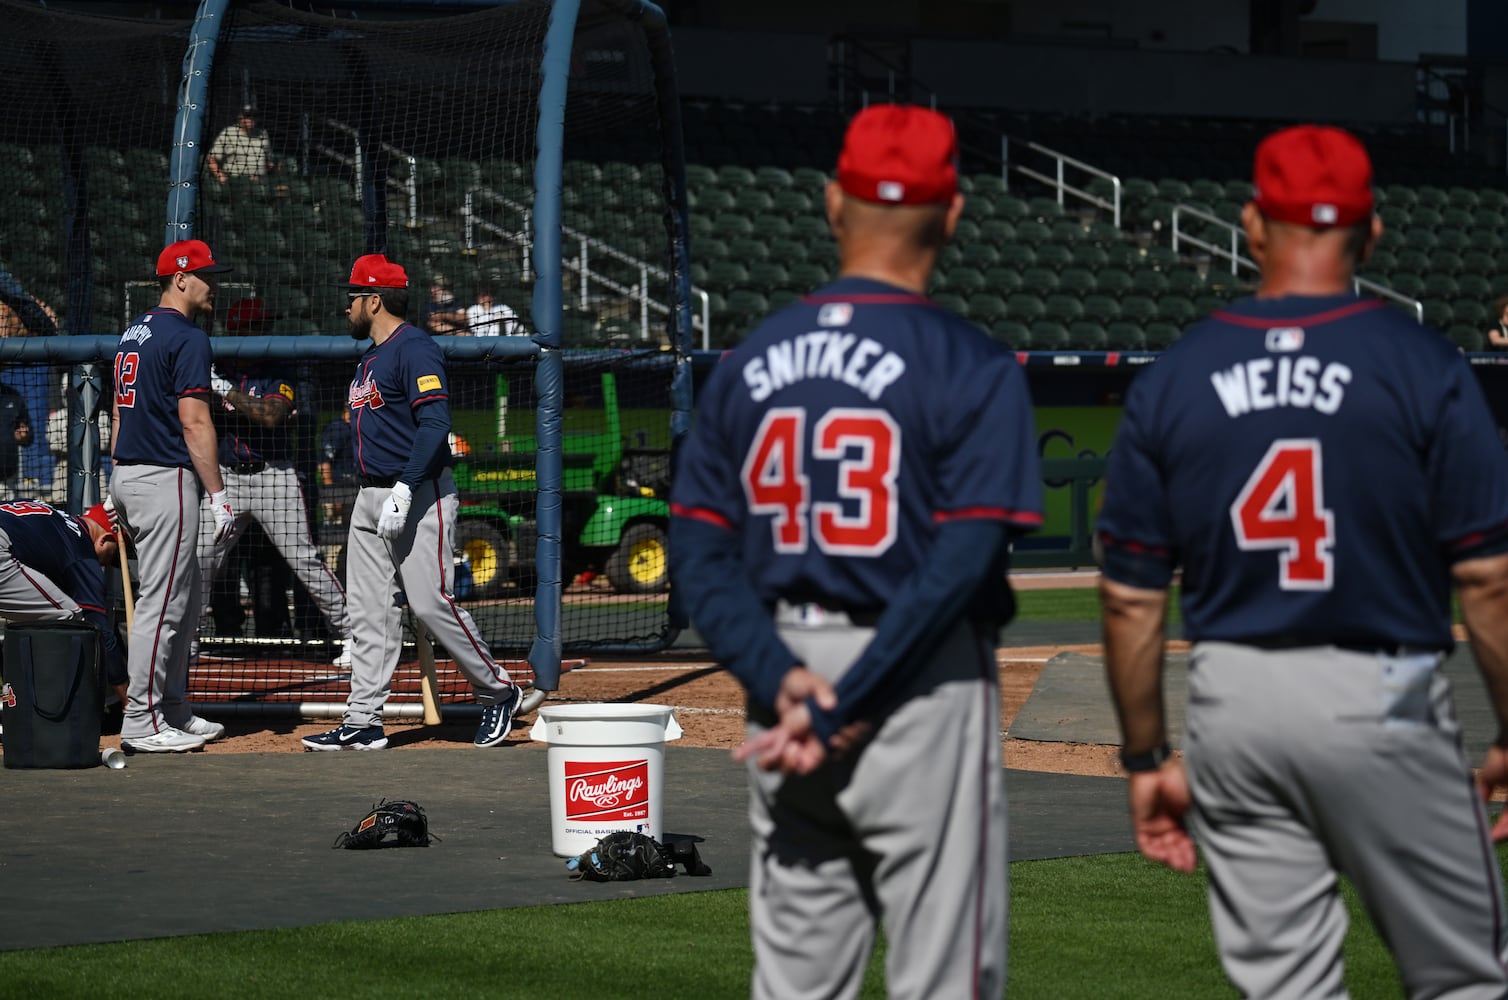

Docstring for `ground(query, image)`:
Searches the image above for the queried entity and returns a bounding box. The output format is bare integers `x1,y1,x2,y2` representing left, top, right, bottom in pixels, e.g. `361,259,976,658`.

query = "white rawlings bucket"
530,703,683,857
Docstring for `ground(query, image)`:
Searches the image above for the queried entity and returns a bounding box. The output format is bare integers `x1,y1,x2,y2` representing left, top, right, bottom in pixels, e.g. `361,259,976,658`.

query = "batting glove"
209,489,237,544
376,481,413,541
210,367,235,396
102,493,121,531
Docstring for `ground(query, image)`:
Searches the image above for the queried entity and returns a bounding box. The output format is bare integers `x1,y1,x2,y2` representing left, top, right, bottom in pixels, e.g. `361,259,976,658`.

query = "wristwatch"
1119,742,1172,773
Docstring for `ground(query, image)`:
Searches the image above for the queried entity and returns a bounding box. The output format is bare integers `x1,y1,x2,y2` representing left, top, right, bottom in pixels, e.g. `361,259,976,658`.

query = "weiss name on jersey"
743,331,906,403
1210,355,1352,418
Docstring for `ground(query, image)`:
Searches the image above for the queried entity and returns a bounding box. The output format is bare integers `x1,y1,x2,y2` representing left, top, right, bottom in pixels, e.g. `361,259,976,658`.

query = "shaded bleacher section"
3,100,1505,355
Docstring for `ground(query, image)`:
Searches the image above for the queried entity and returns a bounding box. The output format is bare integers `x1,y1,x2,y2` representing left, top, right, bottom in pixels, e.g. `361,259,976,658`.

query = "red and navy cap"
80,504,112,533
341,254,409,289
836,104,959,206
1252,125,1375,228
156,239,233,277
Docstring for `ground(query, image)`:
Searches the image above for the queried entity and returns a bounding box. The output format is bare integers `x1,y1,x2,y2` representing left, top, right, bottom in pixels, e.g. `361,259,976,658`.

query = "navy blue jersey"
112,308,213,466
1097,293,1508,650
0,500,126,682
673,277,1043,614
348,323,449,478
216,363,296,466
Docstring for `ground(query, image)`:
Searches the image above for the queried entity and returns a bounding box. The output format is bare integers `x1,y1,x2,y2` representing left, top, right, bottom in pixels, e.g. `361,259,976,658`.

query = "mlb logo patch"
818,303,853,327
1265,327,1305,352
176,255,189,269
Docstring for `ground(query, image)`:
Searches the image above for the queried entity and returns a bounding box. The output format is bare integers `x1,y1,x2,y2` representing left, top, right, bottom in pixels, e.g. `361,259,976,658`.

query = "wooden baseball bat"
416,622,441,725
114,523,134,632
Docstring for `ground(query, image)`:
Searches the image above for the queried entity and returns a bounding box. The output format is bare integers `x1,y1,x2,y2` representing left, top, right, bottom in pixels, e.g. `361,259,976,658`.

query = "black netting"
0,0,686,712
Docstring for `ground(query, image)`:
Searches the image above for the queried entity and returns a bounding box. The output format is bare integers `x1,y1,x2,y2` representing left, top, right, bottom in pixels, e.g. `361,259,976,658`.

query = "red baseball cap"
80,504,112,534
341,254,409,289
156,239,233,277
226,297,270,334
836,104,959,206
1252,125,1374,228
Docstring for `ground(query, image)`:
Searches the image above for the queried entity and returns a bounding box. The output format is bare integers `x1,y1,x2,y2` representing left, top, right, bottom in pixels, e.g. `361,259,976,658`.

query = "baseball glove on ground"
332,799,436,849
566,831,677,882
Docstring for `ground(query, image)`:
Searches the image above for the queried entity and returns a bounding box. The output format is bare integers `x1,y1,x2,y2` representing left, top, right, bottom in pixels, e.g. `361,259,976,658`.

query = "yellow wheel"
456,521,509,597
605,523,669,594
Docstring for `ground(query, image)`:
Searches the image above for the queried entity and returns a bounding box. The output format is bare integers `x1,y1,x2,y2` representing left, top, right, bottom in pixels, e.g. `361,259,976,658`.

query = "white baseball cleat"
121,727,207,754
332,640,352,670
179,716,226,742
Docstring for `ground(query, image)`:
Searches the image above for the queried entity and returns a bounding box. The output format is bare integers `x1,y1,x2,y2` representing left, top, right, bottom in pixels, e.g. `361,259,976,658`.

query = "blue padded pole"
166,0,231,244
525,0,583,691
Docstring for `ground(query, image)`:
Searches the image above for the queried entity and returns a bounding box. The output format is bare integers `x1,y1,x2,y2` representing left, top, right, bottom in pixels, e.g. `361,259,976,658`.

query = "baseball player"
110,239,238,754
302,254,521,751
670,105,1043,1000
194,298,351,666
1098,125,1508,999
0,500,128,704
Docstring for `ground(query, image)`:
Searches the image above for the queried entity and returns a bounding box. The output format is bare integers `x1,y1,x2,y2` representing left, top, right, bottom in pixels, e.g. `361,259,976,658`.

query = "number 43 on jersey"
1230,438,1335,590
742,406,900,557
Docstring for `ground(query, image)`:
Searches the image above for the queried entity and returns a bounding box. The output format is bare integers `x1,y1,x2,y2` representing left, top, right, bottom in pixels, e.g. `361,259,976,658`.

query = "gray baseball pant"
746,603,1008,1000
1186,642,1508,1000
341,470,512,728
112,464,200,738
0,525,89,622
195,463,350,639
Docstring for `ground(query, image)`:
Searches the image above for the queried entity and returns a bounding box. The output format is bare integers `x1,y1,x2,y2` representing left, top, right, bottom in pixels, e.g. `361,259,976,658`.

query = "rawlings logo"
564,759,649,822
349,377,385,410
1,683,14,708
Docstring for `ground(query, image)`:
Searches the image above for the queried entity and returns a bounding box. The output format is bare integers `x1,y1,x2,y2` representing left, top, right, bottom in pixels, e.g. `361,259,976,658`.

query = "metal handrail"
1170,204,1424,323
1001,139,1122,229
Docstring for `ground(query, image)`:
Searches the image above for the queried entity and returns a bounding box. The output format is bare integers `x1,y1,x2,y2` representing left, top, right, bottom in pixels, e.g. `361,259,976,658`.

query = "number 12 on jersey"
742,406,900,557
1230,438,1335,590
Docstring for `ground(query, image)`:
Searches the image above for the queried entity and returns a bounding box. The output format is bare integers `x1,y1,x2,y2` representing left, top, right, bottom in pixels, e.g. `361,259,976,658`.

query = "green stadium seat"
787,261,832,288
1157,295,1198,325
766,238,809,265
747,261,790,291
1143,321,1182,349
1434,228,1469,253
993,196,1030,223
754,166,793,190
1057,267,1097,295
1156,178,1192,201
1071,243,1112,270
1452,299,1488,327
1102,242,1143,269
691,187,735,214
1194,294,1232,316
750,214,793,238
711,213,756,239
1409,205,1443,228
1067,320,1109,351
1415,185,1449,209
938,245,965,269
1423,273,1460,299
1020,266,1060,293
684,163,718,189
1381,184,1418,209
1083,293,1121,322
1106,320,1146,350
990,319,1031,348
791,167,829,189
734,188,775,215
1096,268,1133,295
970,174,1008,199
931,291,968,314
726,288,769,316
1050,220,1085,243
716,165,757,188
955,219,982,244
1118,294,1159,325
945,267,987,295
982,266,1023,295
788,215,831,242
959,243,1001,269
1465,228,1503,253
1006,293,1046,323
1424,300,1455,329
727,237,770,261
768,288,802,310
996,244,1037,270
1386,272,1425,299
1029,321,1071,350
705,260,749,287
967,294,1009,325
1430,249,1464,275
1130,269,1170,295
695,236,730,259
1034,244,1074,270
1456,273,1494,300
1402,226,1440,250
1448,325,1486,352
1165,268,1207,295
1392,247,1431,274
1122,178,1158,202
689,261,708,285
1458,249,1498,276
979,219,1017,244
1044,294,1085,324
1016,220,1054,244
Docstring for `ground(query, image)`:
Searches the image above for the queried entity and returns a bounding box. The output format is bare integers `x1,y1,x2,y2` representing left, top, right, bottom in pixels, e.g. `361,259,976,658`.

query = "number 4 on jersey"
1230,438,1334,590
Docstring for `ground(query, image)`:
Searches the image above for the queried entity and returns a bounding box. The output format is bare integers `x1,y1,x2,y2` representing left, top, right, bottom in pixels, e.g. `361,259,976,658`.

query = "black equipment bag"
2,622,105,769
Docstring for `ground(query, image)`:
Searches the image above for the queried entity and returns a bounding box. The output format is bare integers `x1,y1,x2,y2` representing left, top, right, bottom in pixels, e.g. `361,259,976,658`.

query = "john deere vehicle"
450,370,670,597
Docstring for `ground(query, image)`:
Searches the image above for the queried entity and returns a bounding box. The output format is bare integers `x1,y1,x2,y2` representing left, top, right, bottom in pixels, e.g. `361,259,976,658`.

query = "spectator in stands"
0,378,32,498
207,105,275,184
0,283,59,501
463,285,523,336
419,274,467,335
318,406,356,527
1487,295,1508,349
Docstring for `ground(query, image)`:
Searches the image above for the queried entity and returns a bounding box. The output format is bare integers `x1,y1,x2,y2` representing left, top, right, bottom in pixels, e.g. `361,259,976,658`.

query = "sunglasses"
347,290,378,301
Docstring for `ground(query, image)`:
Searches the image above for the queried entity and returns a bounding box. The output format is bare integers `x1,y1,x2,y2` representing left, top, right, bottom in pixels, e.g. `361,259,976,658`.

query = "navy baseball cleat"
302,724,388,751
474,685,523,748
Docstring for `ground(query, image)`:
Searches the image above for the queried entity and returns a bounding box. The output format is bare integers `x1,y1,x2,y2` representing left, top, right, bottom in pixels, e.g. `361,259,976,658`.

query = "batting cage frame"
0,0,696,716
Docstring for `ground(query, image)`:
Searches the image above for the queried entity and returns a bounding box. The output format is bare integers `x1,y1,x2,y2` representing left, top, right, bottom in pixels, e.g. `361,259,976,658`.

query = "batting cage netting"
0,0,694,715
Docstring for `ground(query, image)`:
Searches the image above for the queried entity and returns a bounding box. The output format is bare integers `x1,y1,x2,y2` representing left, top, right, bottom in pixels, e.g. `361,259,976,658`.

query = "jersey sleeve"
933,350,1043,531
400,335,450,410
1428,357,1508,558
668,365,743,530
174,328,213,398
1096,373,1178,589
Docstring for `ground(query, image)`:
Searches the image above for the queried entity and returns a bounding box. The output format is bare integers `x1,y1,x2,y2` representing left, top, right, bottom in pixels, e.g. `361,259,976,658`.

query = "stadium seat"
1430,249,1463,275
1452,299,1488,327
767,238,809,264
695,236,730,259
1071,243,1112,270
1020,266,1061,293
1448,325,1485,352
970,174,1008,199
787,261,832,288
754,165,793,190
1067,321,1109,350
1165,268,1207,295
705,260,749,286
996,244,1037,270
711,213,755,239
1414,185,1448,209
1424,300,1455,329
1143,321,1182,349
1029,321,1071,350
1050,220,1085,243
1464,229,1503,253
1402,226,1440,250
960,243,1002,269
1130,269,1170,296
1016,220,1054,244
990,319,1031,348
1044,293,1085,324
931,292,968,314
1386,272,1425,299
1082,293,1121,322
993,195,1031,222
691,188,735,214
1194,294,1232,316
1096,268,1133,295
1157,295,1198,325
1409,205,1443,228
1106,320,1146,350
946,267,987,295
1393,248,1432,275
727,237,771,261
1034,244,1074,270
734,188,775,215
955,219,983,244
1456,273,1493,300
967,294,1009,326
1006,293,1046,323
684,163,718,189
1056,267,1097,295
790,166,829,189
1118,294,1159,325
751,214,794,238
978,219,1017,244
1423,273,1459,299
788,215,831,243
939,245,965,269
1479,189,1508,212
982,267,1023,295
716,164,757,188
768,288,802,310
747,261,790,291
